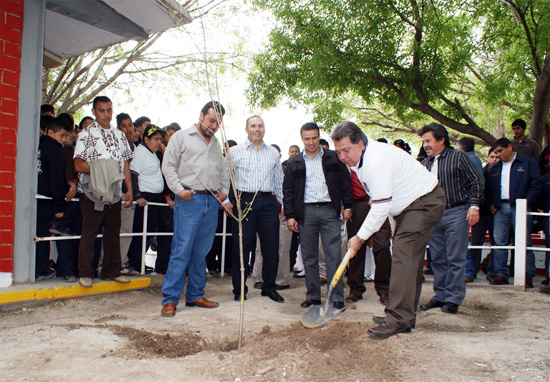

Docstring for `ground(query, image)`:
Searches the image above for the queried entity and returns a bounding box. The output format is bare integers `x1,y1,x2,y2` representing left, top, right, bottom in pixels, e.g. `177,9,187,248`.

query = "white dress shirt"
303,148,331,203
229,140,284,204
351,140,439,240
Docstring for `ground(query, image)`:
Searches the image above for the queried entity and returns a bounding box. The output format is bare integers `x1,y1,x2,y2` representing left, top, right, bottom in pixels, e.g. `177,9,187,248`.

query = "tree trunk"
530,58,550,147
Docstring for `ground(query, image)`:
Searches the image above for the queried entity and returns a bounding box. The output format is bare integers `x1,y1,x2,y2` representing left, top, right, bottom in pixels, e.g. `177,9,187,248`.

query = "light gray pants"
300,204,343,303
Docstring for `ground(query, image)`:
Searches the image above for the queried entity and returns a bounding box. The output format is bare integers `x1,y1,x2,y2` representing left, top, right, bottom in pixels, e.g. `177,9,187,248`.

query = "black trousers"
36,199,54,275
346,198,392,296
232,193,279,296
127,192,173,271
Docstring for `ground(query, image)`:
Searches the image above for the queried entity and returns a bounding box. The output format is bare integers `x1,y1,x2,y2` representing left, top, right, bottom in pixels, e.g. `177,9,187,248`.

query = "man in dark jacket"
283,123,353,310
486,138,542,287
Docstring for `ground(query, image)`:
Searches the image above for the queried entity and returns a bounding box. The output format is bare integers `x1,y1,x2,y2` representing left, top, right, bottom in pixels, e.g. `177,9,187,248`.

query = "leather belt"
306,202,330,207
446,201,467,209
240,191,272,197
501,199,510,203
183,186,217,195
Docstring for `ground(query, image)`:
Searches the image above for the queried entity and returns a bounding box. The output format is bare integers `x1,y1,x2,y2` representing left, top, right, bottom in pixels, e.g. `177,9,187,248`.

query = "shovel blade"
300,305,343,328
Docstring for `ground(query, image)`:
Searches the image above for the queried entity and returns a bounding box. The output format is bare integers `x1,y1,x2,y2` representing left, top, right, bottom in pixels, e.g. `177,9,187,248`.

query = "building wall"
0,0,23,276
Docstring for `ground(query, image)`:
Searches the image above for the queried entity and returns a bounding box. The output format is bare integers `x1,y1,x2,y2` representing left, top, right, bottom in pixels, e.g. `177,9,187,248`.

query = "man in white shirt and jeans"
332,121,446,339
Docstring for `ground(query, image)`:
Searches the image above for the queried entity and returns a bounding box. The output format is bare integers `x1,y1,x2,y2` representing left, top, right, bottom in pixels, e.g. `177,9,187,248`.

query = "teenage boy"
36,117,72,280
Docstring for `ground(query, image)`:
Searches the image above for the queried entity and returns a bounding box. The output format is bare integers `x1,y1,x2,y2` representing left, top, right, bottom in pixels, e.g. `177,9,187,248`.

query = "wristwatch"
355,235,366,245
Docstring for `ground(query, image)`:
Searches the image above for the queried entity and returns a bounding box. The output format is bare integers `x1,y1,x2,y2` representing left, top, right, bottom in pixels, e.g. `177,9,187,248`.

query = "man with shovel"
332,122,445,339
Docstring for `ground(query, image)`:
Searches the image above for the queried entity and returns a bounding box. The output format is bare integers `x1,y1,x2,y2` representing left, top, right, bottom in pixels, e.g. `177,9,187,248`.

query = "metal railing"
34,195,231,276
35,196,549,289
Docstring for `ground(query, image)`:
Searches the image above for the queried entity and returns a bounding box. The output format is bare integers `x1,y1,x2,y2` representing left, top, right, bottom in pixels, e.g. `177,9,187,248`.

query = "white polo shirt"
130,144,164,194
351,140,439,240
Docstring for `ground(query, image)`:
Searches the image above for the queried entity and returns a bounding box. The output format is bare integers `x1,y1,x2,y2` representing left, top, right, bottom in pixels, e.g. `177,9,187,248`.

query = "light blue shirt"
229,140,283,204
303,147,331,203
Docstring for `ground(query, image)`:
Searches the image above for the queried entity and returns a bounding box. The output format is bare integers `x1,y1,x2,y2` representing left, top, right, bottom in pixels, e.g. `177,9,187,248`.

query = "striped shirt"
303,147,331,203
422,147,484,207
229,140,284,204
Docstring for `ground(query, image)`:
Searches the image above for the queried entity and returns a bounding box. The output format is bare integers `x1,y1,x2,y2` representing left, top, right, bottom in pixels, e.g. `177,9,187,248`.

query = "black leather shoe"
261,290,284,303
234,294,247,301
367,321,411,339
332,301,345,311
441,302,459,314
525,276,534,289
300,299,321,308
420,298,444,311
276,284,290,290
254,281,263,290
373,315,416,329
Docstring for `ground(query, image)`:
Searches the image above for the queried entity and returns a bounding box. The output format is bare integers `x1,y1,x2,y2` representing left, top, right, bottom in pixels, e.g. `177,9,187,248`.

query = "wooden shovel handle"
330,249,354,289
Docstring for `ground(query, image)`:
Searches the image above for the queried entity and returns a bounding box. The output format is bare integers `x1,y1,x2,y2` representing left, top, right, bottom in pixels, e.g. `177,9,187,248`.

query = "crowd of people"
36,97,550,339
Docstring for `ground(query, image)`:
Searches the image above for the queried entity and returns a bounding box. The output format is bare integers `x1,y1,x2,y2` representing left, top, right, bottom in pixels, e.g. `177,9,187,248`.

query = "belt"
501,199,510,203
353,196,369,202
239,191,272,197
183,186,217,195
446,201,467,209
306,202,330,207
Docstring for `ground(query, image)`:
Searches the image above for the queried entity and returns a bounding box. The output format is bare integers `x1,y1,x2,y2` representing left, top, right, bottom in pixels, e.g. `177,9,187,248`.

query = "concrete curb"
0,278,151,305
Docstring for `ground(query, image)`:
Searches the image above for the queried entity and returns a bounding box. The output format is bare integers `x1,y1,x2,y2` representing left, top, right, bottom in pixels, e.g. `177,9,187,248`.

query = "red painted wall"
0,0,23,273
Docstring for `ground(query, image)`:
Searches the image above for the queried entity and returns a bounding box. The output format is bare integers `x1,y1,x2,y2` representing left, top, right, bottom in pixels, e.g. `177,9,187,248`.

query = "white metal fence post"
514,199,527,291
141,203,149,275
220,212,227,277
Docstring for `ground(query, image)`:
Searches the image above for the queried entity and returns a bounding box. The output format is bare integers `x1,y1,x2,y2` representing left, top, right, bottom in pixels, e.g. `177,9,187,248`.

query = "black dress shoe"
525,276,534,289
234,294,247,301
276,284,290,290
441,303,459,314
261,290,284,303
373,315,416,329
254,281,263,290
332,301,345,311
420,298,444,311
367,321,411,339
300,299,321,308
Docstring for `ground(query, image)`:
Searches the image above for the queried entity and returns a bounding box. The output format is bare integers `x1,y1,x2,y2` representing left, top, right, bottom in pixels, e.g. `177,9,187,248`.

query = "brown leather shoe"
373,315,416,329
367,321,411,339
540,284,550,294
320,277,327,285
161,302,176,317
379,293,389,305
525,276,533,289
185,297,219,308
345,293,363,303
489,275,509,285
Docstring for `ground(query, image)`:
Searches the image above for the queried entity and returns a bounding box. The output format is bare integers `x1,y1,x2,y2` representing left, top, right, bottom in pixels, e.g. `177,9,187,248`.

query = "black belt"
240,191,272,197
501,199,510,203
353,196,369,202
306,202,330,207
183,186,217,195
446,201,467,209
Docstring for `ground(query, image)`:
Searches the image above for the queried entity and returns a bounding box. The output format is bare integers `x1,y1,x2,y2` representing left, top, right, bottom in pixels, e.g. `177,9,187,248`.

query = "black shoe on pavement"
420,298,444,311
332,302,345,311
373,315,416,329
300,299,321,308
234,294,247,301
254,281,263,290
441,303,459,314
276,284,290,290
261,290,284,303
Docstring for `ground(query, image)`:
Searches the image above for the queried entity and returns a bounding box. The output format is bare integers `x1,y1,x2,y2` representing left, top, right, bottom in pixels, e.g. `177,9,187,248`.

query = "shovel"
300,249,354,328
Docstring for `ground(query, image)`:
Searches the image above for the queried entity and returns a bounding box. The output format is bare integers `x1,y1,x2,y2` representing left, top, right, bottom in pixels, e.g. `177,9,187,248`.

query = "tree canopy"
248,0,550,146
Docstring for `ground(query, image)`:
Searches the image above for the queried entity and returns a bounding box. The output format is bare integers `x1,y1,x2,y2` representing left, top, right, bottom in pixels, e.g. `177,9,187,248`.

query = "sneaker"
62,275,76,283
79,277,93,287
120,262,140,276
112,276,130,283
36,268,56,281
49,225,76,236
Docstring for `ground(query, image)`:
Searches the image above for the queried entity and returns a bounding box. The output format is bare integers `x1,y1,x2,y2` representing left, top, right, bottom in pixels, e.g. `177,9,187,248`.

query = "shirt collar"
302,146,324,160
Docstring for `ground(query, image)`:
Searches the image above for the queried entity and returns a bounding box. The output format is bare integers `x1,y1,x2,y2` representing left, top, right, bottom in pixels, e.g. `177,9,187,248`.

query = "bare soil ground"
1,275,549,381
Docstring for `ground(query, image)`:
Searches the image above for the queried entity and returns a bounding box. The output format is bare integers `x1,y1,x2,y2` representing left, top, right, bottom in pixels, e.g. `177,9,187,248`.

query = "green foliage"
248,0,550,145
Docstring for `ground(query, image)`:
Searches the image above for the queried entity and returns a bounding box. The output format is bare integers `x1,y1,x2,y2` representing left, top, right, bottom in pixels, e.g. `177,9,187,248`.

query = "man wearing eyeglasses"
159,101,229,317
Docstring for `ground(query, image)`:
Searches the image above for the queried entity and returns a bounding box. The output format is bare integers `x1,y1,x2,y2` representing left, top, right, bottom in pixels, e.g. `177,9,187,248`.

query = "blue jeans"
428,204,469,305
161,194,218,305
492,202,536,279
